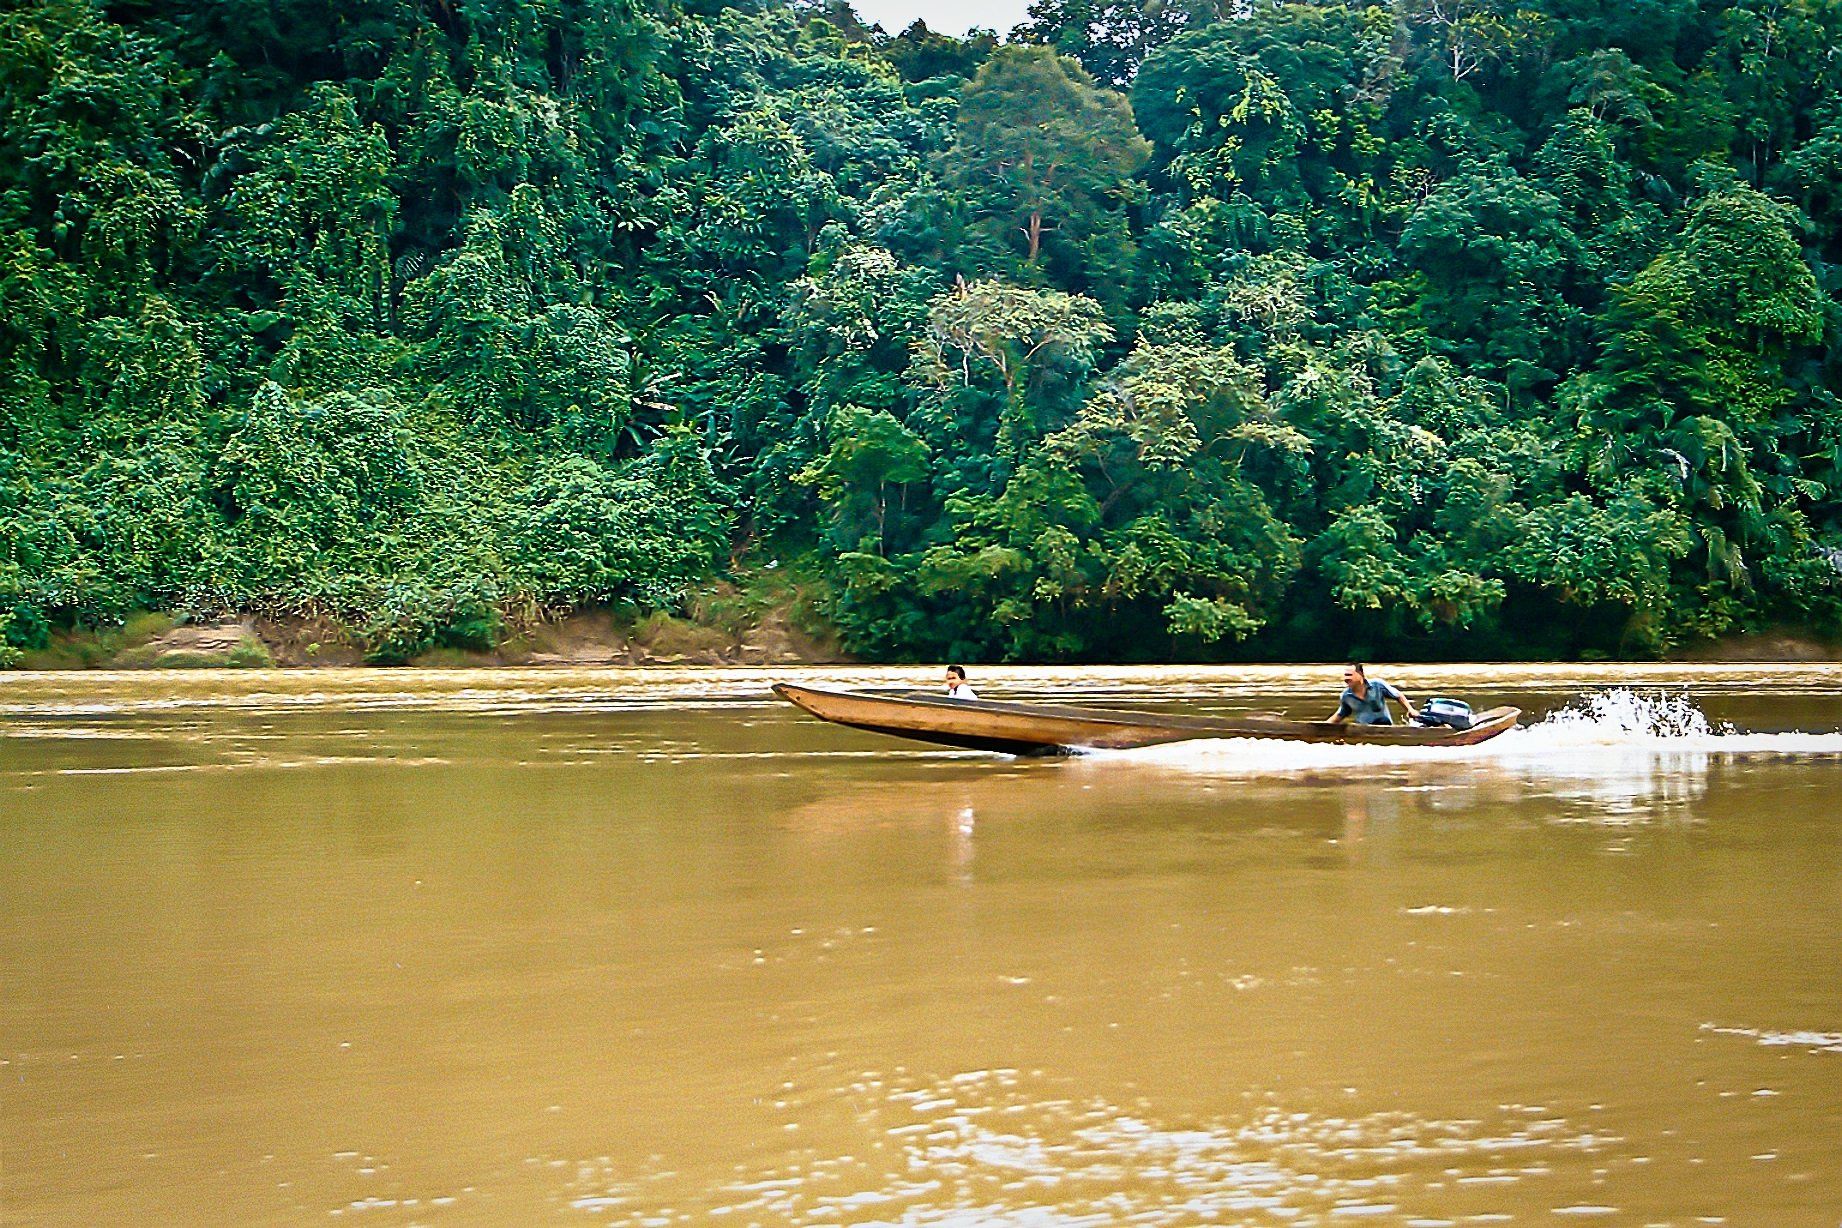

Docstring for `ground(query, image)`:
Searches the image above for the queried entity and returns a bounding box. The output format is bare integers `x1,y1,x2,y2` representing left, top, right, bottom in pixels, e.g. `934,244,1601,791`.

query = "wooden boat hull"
772,682,1521,755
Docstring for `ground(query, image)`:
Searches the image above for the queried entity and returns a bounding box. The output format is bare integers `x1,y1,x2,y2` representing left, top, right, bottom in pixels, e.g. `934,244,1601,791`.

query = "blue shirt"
1337,679,1402,725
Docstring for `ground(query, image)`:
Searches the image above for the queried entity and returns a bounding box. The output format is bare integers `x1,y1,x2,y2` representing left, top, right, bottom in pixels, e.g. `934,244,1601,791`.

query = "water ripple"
560,1071,1616,1225
1700,1024,1842,1054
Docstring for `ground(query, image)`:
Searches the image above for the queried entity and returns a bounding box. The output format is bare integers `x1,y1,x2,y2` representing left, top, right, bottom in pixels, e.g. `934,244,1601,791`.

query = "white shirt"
946,684,978,701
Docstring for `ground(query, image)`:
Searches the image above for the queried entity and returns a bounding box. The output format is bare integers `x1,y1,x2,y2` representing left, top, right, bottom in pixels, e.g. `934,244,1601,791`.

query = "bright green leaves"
193,382,726,657
1050,340,1276,473
797,406,931,554
787,238,938,411
528,305,636,455
919,280,1113,391
74,295,204,436
1165,592,1262,643
514,455,652,608
221,84,395,321
1709,0,1842,176
1393,355,1500,437
1543,50,1668,135
211,83,402,399
1128,1,1453,290
402,194,633,449
841,334,1304,661
70,161,201,290
1502,494,1692,643
1781,97,1842,245
914,278,1112,465
1567,183,1824,505
0,0,200,424
1399,0,1550,83
1640,186,1823,356
511,434,731,611
943,46,1148,285
5,0,1842,668
667,107,845,281
801,408,932,506
208,382,420,591
1397,165,1584,395
1554,182,1831,638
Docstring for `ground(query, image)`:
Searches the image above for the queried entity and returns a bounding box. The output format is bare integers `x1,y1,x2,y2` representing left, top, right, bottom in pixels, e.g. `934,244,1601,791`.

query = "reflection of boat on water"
772,682,1520,756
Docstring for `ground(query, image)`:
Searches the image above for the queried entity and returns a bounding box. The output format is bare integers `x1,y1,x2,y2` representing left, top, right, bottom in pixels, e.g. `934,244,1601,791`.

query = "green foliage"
0,612,22,669
1396,165,1585,393
2,0,1840,668
943,46,1149,290
882,21,997,83
797,405,930,552
1015,0,1198,87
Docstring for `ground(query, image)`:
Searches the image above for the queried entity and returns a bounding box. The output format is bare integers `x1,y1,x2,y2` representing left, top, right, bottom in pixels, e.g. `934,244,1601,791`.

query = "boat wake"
1111,688,1842,776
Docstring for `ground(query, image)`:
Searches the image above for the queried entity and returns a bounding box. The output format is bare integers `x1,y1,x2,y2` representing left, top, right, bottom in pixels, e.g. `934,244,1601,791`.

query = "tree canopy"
3,0,1840,664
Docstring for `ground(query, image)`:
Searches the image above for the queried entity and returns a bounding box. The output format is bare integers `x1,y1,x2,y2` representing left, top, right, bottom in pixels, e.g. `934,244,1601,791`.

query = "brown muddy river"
3,664,1841,1226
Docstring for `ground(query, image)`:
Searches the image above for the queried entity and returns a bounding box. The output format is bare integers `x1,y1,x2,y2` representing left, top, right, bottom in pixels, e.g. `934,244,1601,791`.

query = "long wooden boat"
772,682,1521,756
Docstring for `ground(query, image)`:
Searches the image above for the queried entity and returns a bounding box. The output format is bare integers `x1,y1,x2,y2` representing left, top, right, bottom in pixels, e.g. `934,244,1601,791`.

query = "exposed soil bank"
9,609,1835,671
1669,628,1842,662
12,604,851,670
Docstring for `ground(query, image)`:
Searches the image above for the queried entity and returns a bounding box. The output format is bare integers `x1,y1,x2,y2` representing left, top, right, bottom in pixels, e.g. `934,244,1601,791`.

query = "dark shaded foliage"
3,0,1839,664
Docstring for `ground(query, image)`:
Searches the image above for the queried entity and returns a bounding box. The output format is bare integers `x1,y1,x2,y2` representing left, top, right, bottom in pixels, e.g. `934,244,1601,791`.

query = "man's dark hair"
1347,661,1366,676
946,664,967,680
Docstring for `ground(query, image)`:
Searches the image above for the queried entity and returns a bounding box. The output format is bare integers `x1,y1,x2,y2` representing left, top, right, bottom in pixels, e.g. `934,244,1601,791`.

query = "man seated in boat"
944,665,979,701
1328,662,1420,725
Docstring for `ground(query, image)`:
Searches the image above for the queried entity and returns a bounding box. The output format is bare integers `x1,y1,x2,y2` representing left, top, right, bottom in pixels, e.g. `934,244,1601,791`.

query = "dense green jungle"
3,0,1841,665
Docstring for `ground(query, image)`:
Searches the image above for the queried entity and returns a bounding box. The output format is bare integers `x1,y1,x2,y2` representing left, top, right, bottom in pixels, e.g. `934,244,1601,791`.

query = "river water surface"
3,664,1841,1226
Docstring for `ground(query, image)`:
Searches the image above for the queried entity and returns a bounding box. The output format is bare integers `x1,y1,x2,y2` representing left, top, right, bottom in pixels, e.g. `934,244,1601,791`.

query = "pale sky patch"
850,0,1034,37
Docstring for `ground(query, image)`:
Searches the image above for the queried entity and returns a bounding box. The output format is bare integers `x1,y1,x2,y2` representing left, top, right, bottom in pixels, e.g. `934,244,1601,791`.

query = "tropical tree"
943,46,1149,286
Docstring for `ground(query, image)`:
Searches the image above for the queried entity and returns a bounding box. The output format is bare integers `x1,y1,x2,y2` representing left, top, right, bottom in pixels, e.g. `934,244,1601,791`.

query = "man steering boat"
1327,662,1420,726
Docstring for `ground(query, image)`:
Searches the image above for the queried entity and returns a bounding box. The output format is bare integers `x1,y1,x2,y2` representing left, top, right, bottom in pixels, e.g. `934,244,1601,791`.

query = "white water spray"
1115,688,1842,778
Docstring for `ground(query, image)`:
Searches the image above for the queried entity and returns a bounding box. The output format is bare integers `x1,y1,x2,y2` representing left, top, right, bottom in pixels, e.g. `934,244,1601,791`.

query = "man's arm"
1327,695,1352,723
1383,682,1420,720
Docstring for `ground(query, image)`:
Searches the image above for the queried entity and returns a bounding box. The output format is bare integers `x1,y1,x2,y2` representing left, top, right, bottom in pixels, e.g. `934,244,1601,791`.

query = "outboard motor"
1416,697,1474,731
